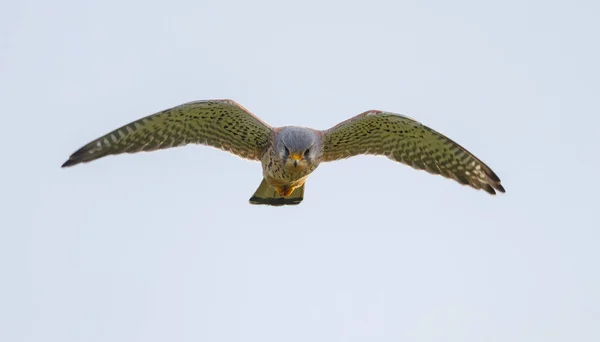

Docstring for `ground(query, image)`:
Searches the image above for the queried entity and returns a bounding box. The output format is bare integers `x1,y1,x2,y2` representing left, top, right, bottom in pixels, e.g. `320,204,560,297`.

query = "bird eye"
304,148,310,155
284,146,290,155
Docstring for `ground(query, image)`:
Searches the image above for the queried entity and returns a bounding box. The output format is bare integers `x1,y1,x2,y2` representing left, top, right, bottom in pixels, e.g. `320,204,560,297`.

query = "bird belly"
263,163,313,197
265,174,309,197
265,173,309,189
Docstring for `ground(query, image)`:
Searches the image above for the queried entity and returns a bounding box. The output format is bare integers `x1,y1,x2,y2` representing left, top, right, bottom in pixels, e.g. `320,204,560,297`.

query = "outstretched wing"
321,110,505,195
62,99,272,167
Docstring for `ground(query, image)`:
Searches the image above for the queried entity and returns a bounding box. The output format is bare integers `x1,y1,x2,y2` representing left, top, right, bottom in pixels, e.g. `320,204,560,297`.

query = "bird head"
277,127,321,170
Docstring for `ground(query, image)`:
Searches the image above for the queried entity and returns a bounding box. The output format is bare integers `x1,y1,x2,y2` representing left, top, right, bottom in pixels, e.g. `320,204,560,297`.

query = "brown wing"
62,99,272,167
321,110,505,195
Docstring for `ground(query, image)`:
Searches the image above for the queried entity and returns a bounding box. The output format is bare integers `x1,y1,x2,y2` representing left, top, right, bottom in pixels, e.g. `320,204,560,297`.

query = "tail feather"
249,179,304,206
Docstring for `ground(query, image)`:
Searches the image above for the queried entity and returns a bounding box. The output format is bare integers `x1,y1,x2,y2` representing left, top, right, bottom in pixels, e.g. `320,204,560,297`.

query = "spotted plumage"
62,99,505,205
322,110,505,195
61,100,270,167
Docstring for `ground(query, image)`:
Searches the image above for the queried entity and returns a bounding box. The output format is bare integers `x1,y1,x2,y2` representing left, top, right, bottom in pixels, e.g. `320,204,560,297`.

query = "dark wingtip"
486,169,502,183
483,184,497,195
481,164,505,194
495,183,506,193
481,181,505,195
61,159,79,168
249,196,303,206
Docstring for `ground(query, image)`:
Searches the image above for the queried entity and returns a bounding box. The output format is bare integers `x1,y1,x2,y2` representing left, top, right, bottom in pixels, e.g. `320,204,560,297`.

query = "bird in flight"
62,99,505,205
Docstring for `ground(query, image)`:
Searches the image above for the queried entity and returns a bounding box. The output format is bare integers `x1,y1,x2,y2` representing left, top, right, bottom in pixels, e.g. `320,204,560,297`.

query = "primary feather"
62,100,272,167
321,110,504,195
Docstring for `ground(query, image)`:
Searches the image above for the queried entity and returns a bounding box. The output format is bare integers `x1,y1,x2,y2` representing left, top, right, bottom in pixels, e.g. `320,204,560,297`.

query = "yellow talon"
283,187,295,197
275,186,296,197
275,187,285,197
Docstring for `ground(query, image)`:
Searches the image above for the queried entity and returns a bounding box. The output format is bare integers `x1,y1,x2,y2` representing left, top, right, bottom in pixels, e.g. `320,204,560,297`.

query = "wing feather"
321,110,505,195
62,99,272,167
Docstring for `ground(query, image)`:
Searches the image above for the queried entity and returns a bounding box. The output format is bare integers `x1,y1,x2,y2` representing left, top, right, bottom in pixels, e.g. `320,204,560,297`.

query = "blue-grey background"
2,0,598,341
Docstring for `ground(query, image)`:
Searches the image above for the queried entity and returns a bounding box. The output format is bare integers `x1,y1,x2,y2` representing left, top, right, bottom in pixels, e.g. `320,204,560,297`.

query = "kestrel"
62,99,505,205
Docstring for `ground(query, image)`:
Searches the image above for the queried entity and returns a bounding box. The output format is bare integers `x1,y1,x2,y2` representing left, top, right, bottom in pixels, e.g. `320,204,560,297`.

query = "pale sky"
2,0,599,341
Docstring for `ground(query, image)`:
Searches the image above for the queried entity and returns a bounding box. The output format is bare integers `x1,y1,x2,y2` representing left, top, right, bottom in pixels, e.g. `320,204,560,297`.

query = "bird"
62,99,505,205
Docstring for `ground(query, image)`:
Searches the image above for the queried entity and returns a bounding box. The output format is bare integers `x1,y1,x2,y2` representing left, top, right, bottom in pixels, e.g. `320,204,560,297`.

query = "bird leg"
283,187,295,197
275,186,296,197
275,187,286,197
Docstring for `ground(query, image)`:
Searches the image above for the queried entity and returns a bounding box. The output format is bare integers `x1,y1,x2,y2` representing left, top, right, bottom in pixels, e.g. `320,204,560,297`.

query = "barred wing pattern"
321,111,505,194
62,100,272,167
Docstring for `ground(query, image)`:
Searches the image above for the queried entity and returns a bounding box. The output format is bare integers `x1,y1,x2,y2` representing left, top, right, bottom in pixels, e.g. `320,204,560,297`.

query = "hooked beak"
290,153,303,168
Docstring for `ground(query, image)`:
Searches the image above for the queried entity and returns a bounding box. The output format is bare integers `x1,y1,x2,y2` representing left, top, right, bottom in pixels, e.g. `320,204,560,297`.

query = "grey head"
275,127,322,168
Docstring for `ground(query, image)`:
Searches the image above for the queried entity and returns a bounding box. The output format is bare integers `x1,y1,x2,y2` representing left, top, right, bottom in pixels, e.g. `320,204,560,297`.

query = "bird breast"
261,147,316,187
